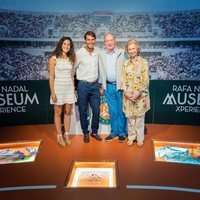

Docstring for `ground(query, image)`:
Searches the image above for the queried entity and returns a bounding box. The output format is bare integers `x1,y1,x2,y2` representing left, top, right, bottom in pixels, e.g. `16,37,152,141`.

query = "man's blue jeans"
77,80,100,134
105,84,127,137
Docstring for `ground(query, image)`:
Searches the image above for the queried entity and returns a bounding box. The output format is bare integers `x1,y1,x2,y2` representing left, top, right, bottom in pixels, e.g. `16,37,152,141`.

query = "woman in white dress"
49,36,76,147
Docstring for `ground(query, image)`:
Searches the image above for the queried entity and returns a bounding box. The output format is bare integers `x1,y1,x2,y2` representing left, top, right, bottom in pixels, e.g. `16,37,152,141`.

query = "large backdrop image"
0,0,200,127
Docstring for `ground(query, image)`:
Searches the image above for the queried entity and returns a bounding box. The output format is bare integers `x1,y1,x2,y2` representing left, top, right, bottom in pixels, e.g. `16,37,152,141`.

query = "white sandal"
57,134,66,147
63,132,72,146
127,140,134,146
137,140,144,147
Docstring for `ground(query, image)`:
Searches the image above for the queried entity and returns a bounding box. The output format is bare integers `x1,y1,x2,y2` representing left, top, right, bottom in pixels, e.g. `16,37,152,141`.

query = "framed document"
64,160,118,188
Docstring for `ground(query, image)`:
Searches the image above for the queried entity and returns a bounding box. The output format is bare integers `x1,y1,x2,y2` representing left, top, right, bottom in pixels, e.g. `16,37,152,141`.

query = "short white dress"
50,56,77,105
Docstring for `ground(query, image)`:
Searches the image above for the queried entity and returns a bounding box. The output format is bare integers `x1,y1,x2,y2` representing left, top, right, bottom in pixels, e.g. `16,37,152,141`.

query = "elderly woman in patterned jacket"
121,39,150,147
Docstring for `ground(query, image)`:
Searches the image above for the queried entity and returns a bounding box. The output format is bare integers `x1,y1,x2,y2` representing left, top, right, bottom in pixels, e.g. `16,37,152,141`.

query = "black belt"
106,80,116,85
79,80,97,84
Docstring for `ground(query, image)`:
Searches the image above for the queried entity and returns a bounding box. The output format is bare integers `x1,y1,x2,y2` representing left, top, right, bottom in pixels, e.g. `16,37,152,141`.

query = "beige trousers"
127,114,145,142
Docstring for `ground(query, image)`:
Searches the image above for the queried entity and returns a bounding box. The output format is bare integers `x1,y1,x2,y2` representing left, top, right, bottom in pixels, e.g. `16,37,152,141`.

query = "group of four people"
49,31,150,148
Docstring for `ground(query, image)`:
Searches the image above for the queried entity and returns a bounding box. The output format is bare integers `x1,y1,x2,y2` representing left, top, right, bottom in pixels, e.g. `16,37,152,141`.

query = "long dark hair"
51,36,76,66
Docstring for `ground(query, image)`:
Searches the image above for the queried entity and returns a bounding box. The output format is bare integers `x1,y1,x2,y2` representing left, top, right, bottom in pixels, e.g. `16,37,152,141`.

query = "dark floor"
0,124,200,200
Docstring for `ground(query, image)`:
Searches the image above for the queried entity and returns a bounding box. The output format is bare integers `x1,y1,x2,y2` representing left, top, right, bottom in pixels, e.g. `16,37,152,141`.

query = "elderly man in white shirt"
76,31,102,143
99,32,127,142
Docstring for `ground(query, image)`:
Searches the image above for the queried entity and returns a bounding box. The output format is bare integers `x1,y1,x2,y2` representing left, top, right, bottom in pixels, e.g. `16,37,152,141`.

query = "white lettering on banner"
197,93,200,105
0,93,39,106
163,84,200,113
1,86,28,93
187,93,196,105
0,85,39,113
14,93,24,105
7,93,13,106
163,93,177,105
176,106,200,113
172,85,192,92
0,106,26,113
24,93,39,104
194,86,200,92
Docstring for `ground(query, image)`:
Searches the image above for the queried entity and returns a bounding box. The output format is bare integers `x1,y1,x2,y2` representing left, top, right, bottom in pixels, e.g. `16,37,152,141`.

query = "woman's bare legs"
54,105,65,147
63,104,72,145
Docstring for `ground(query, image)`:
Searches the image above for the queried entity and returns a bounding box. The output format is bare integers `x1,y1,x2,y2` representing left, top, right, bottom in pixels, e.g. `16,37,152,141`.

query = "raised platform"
0,124,200,200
